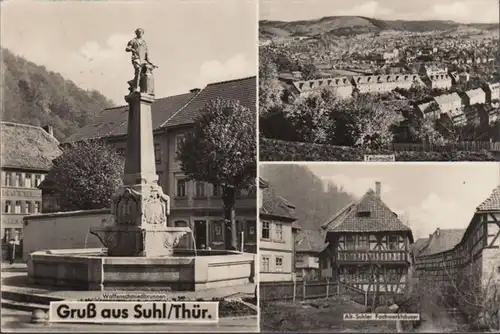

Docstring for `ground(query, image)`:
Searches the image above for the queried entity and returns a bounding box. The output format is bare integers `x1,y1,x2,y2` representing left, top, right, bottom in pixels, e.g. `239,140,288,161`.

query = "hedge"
259,138,498,161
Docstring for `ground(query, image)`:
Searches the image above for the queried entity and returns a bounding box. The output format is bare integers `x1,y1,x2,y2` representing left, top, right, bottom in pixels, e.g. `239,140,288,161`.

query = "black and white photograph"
1,0,257,332
259,162,500,332
259,0,500,161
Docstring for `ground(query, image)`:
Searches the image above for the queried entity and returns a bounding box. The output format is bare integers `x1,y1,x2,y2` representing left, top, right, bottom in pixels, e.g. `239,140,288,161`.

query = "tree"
46,140,124,211
300,62,319,80
178,98,256,250
259,52,284,115
283,88,338,144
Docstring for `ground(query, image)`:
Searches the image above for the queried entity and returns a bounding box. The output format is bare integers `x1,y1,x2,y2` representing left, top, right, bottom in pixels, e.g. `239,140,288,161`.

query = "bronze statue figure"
126,28,157,93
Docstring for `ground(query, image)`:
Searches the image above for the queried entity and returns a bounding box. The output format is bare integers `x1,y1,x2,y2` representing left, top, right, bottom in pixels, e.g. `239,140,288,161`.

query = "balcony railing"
336,250,408,263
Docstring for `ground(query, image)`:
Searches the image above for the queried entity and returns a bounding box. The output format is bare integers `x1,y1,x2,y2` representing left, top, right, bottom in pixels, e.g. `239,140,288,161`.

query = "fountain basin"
27,248,255,291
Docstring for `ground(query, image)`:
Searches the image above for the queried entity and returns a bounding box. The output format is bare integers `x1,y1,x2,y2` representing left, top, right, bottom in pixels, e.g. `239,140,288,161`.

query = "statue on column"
125,28,157,94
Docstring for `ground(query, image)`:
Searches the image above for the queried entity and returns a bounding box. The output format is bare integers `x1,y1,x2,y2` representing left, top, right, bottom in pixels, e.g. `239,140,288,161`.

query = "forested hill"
260,164,355,232
260,16,498,39
1,48,115,141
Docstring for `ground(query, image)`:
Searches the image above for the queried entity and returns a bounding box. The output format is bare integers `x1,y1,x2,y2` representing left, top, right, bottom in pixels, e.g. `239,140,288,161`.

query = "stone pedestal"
90,91,192,257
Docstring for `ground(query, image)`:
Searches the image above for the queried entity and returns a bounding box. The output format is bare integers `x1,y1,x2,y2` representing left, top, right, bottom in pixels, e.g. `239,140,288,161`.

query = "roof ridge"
159,90,201,128
1,121,60,145
205,76,256,87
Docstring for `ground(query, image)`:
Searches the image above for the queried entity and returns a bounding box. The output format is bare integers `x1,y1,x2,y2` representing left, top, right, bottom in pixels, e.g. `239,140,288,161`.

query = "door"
209,220,225,250
194,220,207,250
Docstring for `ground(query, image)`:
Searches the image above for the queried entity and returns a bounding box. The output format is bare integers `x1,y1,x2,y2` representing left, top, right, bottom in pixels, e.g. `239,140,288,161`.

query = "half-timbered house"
320,182,414,294
414,185,500,296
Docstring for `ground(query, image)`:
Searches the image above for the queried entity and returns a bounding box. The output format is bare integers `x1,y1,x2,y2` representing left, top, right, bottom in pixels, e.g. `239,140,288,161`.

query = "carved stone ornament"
143,193,166,225
103,232,118,250
115,188,140,226
164,231,189,249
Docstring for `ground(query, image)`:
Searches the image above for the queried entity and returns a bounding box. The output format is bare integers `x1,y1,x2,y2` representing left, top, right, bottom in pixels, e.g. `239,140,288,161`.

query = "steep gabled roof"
296,229,325,253
63,92,196,143
418,229,465,257
166,76,256,128
1,122,61,171
260,182,297,221
476,185,500,212
322,189,413,238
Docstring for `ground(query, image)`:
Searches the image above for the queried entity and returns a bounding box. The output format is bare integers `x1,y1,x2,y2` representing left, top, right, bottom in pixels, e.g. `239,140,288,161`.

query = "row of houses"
412,186,500,300
417,83,500,126
260,178,500,302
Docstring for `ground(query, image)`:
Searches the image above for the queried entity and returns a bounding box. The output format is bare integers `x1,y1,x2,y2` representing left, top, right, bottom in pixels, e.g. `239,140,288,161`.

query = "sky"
260,0,500,23
1,0,257,104
307,163,500,240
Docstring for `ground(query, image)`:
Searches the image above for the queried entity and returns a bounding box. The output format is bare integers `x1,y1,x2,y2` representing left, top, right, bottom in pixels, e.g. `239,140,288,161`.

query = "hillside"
260,164,354,232
259,16,498,39
1,48,115,141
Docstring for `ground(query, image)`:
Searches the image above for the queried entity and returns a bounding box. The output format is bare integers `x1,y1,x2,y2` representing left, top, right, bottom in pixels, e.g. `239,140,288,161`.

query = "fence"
260,279,339,302
390,141,500,152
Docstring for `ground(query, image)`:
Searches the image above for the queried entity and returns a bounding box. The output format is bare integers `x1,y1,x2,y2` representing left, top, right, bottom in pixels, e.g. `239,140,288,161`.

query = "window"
249,226,255,235
175,135,185,160
154,143,161,164
212,184,221,197
34,202,40,214
275,257,283,272
357,211,371,217
4,201,12,213
24,173,32,188
14,201,21,214
4,228,12,242
25,202,32,214
388,235,398,250
358,235,369,249
261,256,270,272
5,172,12,186
345,235,355,250
14,173,21,187
274,223,283,242
261,221,270,240
34,174,42,188
195,181,206,197
176,179,187,197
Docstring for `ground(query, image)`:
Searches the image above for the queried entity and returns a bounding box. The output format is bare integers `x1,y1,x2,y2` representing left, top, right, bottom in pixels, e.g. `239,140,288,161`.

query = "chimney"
436,228,440,236
42,125,53,136
375,181,381,198
189,88,201,94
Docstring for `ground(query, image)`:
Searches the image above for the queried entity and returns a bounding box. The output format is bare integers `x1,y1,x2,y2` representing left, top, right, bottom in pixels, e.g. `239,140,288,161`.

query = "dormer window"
357,211,371,217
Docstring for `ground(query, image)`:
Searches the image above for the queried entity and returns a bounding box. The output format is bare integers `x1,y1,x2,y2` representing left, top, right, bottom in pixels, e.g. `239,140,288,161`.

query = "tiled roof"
434,92,461,105
1,122,61,171
166,76,256,128
63,92,196,143
296,229,326,253
293,77,351,93
476,185,500,212
418,229,465,257
465,88,486,98
260,183,296,221
322,189,413,237
411,238,430,256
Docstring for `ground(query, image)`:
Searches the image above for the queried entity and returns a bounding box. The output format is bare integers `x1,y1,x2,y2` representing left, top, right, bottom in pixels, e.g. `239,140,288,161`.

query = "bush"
260,138,498,161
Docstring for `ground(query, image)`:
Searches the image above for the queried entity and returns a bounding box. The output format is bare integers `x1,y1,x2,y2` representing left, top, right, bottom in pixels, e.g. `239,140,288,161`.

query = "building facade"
291,77,353,99
414,186,500,307
259,178,300,282
62,76,257,253
433,92,465,125
320,182,414,294
427,72,453,90
0,122,61,253
352,74,422,94
295,229,324,281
